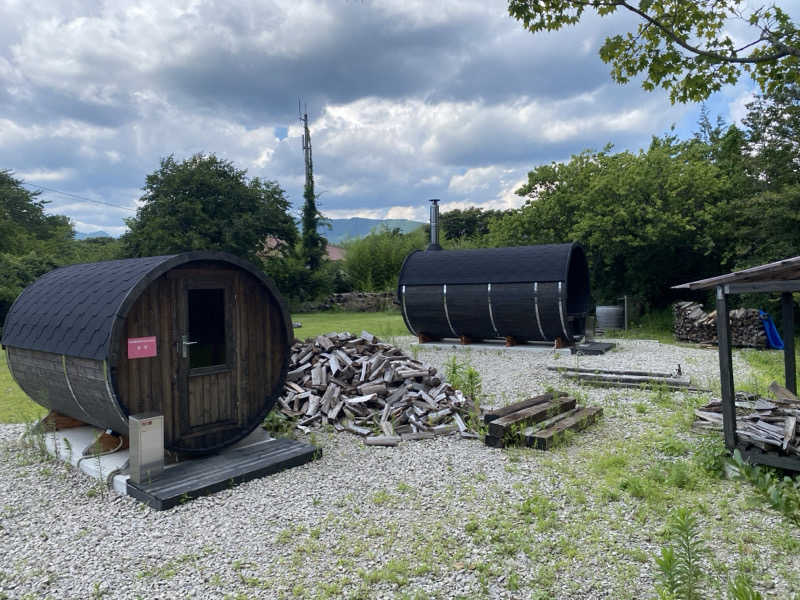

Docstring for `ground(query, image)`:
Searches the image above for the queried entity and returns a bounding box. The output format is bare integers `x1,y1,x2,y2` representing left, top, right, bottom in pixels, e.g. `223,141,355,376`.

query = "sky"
0,0,764,236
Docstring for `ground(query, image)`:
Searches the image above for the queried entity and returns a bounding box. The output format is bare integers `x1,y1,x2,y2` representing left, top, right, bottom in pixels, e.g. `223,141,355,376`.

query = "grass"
0,350,44,424
602,308,677,345
739,340,799,396
291,310,408,340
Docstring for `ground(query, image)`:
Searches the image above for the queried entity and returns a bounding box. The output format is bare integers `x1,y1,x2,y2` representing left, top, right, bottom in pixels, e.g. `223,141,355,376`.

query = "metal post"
716,286,737,449
617,295,629,330
426,199,442,251
783,292,796,395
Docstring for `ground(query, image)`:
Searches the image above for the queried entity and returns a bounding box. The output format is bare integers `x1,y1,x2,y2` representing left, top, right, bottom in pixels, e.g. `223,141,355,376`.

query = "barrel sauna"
1,252,291,454
398,243,590,343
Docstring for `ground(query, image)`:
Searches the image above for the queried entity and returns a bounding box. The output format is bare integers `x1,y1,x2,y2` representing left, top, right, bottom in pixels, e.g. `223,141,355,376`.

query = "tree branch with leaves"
508,0,800,102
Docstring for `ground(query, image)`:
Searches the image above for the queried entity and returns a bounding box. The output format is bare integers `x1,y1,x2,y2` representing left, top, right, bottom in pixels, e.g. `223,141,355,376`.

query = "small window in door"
188,288,227,369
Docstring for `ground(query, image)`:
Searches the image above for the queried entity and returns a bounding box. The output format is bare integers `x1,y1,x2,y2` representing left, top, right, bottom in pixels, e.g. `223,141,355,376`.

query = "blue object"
759,310,785,350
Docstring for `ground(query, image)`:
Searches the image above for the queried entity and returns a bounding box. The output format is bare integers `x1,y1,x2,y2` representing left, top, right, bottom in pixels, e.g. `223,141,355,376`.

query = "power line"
23,182,137,212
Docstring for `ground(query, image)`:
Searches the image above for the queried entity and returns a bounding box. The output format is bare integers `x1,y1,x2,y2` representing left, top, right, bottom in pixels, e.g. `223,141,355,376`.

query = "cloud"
15,167,75,182
0,0,742,233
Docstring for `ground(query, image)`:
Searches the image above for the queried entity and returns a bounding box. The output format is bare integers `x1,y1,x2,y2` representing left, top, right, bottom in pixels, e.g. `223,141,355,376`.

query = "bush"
342,226,427,291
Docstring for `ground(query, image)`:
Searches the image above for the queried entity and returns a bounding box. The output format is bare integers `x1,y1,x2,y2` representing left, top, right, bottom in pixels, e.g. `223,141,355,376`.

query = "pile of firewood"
694,382,800,455
673,301,767,348
276,331,479,446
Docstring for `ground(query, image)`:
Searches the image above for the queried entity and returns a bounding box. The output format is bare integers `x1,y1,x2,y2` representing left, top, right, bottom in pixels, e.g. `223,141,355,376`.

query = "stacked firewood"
673,301,767,348
276,331,479,446
694,382,800,455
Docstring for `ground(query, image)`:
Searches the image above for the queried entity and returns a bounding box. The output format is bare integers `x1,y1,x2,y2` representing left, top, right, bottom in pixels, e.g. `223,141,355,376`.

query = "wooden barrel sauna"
397,243,591,343
1,252,291,454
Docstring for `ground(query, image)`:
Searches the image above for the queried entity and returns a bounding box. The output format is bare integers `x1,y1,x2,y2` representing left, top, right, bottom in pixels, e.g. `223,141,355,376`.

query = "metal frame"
716,284,798,468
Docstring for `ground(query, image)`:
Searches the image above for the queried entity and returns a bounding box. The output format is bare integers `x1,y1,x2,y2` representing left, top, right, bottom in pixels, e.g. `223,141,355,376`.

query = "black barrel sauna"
1,252,291,454
398,243,590,343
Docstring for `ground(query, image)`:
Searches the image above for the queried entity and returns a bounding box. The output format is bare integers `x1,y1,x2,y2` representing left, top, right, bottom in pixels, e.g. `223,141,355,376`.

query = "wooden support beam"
483,391,565,424
783,292,796,395
525,406,603,450
724,280,800,294
716,286,737,450
38,410,87,431
417,333,439,344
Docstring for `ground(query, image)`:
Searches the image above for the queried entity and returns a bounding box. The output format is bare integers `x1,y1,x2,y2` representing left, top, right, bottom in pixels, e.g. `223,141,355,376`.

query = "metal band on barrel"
533,282,546,340
103,360,129,428
557,281,569,339
400,285,418,336
62,354,92,421
442,284,458,337
487,283,499,336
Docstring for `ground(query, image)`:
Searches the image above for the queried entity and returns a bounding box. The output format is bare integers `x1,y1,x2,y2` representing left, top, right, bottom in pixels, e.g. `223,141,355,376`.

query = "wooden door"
175,275,239,442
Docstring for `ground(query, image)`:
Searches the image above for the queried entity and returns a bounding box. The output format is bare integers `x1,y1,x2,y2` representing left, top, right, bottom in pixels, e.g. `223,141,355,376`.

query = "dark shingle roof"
2,255,176,360
398,243,579,286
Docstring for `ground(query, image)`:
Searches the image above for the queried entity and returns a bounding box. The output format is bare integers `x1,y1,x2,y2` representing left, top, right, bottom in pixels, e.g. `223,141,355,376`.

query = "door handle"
181,335,198,359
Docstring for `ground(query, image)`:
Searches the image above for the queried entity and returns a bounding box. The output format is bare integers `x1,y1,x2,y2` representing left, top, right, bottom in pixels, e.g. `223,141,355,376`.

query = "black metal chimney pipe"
426,198,442,251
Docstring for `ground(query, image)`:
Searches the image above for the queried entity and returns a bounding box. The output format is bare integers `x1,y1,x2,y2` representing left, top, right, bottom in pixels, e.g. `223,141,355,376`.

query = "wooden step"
487,397,576,439
526,406,603,450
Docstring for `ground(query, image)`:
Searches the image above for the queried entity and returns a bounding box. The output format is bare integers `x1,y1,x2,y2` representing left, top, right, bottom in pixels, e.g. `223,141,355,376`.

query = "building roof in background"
326,245,346,261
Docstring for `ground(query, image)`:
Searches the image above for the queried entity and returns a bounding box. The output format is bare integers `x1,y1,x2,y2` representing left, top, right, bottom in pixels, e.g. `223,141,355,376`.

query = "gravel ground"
1,337,799,600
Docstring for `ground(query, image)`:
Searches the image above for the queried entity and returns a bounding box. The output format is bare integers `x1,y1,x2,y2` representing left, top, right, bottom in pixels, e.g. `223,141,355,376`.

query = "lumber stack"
694,382,800,455
482,392,602,449
276,331,479,445
673,301,767,348
548,366,696,391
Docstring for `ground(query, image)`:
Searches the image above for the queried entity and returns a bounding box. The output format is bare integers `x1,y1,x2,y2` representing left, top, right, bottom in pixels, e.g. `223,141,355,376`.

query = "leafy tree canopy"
508,1,800,102
488,134,741,305
743,83,800,188
121,154,298,263
0,170,76,323
0,170,73,255
440,207,506,241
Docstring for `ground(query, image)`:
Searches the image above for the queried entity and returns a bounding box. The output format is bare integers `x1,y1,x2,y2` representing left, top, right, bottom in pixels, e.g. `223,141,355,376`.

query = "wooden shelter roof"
673,256,800,291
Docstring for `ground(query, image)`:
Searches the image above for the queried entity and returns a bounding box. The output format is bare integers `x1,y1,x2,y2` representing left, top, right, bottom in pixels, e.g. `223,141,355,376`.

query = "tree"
743,84,800,188
121,154,297,263
440,207,505,241
0,170,73,255
0,170,75,323
300,111,327,271
343,226,428,291
488,135,743,306
508,1,800,103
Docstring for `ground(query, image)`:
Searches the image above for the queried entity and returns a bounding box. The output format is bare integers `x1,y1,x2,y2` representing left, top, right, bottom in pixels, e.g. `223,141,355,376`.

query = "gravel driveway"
1,337,798,599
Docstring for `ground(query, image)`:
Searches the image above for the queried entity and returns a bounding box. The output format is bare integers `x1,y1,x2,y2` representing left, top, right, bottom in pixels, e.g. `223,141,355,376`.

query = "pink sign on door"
128,336,157,359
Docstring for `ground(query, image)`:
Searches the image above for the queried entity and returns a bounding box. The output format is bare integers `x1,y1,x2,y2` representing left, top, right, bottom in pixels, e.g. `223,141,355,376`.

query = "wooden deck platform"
127,438,319,510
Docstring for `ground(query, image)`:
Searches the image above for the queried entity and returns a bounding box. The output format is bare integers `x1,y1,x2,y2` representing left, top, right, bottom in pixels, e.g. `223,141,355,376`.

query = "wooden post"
783,292,796,395
716,286,737,450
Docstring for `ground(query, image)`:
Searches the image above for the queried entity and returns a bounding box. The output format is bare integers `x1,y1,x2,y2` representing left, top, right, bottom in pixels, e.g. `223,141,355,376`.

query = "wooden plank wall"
116,275,178,445
115,267,288,453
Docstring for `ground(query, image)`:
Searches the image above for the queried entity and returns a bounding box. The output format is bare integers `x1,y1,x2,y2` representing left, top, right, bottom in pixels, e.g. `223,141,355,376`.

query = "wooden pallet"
525,406,603,449
487,396,577,439
482,391,567,424
483,392,602,449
